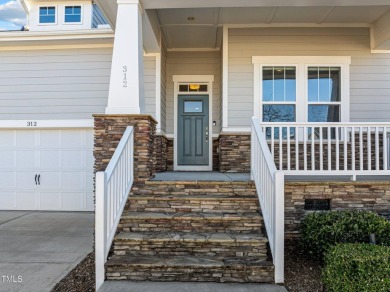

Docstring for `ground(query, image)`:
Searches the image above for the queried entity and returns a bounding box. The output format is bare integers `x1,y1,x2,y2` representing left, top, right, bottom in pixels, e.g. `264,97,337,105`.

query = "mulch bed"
284,239,324,292
51,240,323,292
51,252,95,292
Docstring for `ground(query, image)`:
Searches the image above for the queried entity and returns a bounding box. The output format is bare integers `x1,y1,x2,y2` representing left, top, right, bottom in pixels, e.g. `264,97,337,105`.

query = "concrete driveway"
0,211,94,292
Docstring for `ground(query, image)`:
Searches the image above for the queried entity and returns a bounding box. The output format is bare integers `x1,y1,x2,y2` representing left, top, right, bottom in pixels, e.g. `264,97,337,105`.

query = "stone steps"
113,231,268,259
131,181,257,197
117,211,263,234
105,255,274,283
107,179,274,284
126,195,260,213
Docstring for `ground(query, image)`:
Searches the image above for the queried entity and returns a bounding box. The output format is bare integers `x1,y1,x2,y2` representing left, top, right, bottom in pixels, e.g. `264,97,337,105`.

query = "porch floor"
152,172,390,182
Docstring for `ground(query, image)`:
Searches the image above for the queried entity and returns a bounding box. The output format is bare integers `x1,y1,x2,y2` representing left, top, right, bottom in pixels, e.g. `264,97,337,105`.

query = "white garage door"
0,129,94,211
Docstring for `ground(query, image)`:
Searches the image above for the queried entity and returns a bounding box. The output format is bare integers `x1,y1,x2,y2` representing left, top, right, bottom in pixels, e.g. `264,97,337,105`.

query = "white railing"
251,117,284,283
261,122,390,177
95,126,134,290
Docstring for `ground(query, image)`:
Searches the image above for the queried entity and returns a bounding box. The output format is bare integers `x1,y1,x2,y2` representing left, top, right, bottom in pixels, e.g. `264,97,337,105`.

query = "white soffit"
141,0,390,9
157,6,390,49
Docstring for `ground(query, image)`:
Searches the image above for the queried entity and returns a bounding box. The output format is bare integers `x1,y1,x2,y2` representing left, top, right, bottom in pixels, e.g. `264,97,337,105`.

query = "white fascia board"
19,0,30,15
0,119,94,129
0,29,114,41
0,29,114,43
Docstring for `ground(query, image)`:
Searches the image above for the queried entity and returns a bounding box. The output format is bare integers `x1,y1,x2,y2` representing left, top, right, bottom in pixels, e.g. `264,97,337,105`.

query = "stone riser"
118,216,262,234
126,198,260,214
113,242,267,259
131,182,257,198
106,266,274,283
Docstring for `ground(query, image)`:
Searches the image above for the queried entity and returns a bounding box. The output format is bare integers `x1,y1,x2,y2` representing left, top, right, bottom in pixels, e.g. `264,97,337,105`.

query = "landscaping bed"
51,252,95,292
284,239,323,292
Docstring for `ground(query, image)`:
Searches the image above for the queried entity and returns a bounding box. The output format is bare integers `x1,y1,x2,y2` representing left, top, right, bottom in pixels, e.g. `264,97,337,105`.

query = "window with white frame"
253,56,351,124
262,66,296,122
64,6,82,23
39,6,56,24
307,66,341,122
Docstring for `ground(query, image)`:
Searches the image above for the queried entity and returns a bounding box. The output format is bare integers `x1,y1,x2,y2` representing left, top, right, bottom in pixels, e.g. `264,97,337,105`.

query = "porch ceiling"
94,0,390,51
155,6,390,49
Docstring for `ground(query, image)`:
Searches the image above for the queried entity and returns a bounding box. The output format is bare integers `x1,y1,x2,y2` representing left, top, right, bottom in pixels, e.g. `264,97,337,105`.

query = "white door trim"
173,75,214,171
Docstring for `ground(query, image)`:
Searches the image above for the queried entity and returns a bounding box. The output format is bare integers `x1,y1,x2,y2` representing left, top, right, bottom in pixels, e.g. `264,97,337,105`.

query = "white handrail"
261,122,390,176
251,117,284,283
95,126,134,290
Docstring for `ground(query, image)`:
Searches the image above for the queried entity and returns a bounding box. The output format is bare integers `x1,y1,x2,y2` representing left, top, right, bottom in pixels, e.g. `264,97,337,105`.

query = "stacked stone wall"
285,181,390,237
93,114,157,182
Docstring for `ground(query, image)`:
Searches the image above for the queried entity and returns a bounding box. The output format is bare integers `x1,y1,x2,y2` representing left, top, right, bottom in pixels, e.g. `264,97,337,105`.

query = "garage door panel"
86,193,94,210
62,192,85,210
0,131,14,148
61,131,85,148
40,150,61,169
61,172,85,189
15,131,36,147
0,151,15,169
86,172,94,188
39,192,61,210
39,130,61,147
0,191,16,209
86,131,94,147
16,172,37,189
16,192,37,209
16,150,36,169
62,151,85,169
0,172,16,188
38,172,61,189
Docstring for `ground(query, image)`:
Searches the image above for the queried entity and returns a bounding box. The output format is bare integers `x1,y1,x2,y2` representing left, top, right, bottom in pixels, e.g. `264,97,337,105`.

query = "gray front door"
178,95,209,166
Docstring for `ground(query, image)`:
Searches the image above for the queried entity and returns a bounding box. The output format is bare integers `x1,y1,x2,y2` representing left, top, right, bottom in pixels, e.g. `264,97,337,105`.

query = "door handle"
35,174,38,185
37,175,41,185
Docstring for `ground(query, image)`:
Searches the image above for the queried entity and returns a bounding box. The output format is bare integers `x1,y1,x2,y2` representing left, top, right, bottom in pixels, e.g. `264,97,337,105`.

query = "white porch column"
105,0,145,114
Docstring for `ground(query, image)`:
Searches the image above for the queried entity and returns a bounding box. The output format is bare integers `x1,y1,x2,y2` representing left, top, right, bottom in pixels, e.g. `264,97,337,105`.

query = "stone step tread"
120,211,262,221
128,195,258,201
143,181,255,186
114,231,268,244
106,255,273,268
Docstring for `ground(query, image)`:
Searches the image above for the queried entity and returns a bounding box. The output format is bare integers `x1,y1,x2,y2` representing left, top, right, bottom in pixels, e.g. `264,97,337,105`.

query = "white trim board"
252,56,351,123
222,25,229,130
173,75,214,171
144,52,162,133
0,119,94,129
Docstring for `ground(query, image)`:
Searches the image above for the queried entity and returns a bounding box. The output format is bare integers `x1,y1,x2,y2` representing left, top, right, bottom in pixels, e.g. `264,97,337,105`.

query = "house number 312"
122,66,128,88
27,121,38,127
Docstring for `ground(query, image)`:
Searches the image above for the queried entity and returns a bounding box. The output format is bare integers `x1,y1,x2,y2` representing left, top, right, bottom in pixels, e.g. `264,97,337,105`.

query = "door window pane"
184,101,203,113
262,66,296,102
308,105,340,122
263,105,296,122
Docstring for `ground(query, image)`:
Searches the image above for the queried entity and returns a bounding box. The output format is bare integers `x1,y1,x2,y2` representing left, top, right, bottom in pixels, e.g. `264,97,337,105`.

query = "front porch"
92,0,390,289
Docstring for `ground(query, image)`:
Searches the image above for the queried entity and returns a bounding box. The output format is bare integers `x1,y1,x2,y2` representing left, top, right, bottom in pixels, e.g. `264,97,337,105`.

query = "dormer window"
39,7,56,24
65,6,82,23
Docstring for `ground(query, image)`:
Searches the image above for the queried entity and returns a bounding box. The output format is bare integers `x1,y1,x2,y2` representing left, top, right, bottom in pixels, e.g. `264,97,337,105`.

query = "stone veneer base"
93,114,157,182
219,133,251,173
285,181,390,237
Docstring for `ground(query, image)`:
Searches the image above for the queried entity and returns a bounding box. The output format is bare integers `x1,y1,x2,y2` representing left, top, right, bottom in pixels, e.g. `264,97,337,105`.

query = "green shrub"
301,210,390,258
323,243,390,292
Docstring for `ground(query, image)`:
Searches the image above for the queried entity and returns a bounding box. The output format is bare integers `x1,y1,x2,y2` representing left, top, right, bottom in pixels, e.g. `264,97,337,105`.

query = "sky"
0,0,26,31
